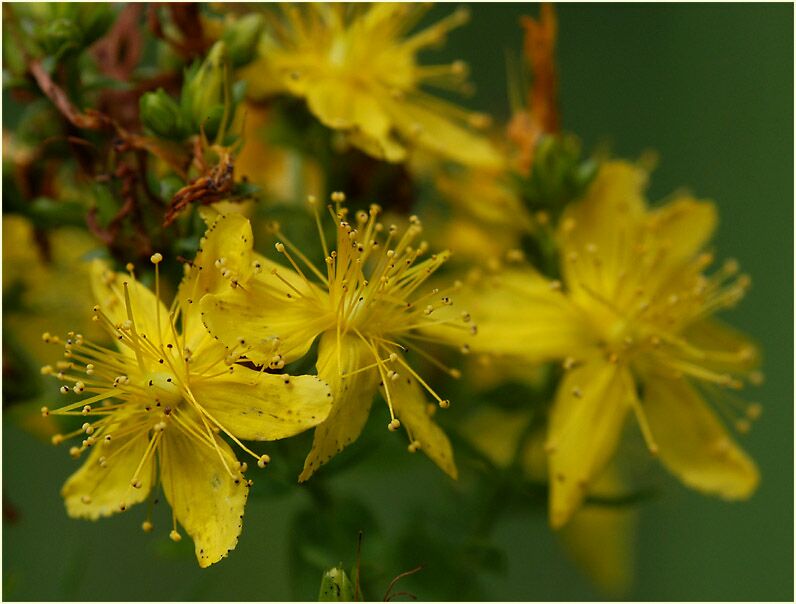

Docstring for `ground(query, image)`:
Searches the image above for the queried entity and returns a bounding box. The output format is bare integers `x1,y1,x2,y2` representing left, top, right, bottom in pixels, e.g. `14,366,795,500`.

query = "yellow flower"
450,161,761,528
200,195,474,480
41,212,332,567
241,3,502,168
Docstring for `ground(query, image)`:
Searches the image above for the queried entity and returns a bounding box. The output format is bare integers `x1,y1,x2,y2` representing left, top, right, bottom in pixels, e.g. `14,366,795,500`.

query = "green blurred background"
3,3,793,601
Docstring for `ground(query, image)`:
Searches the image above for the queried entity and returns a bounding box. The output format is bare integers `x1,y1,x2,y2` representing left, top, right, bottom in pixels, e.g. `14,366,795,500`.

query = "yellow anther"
81,495,92,504
388,419,401,431
257,454,271,468
407,440,421,453
131,479,142,489
169,530,182,542
126,262,135,272
275,242,285,253
150,253,163,264
51,434,63,445
439,400,450,409
141,520,154,533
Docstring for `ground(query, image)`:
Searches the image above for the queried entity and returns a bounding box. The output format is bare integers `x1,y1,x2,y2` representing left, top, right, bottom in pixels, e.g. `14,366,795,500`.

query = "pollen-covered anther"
388,418,401,431
41,365,54,376
331,191,346,203
69,446,81,459
746,403,763,420
82,405,92,415
131,479,142,489
449,368,462,379
141,520,154,533
252,260,263,274
59,386,70,394
439,399,451,409
387,370,399,381
238,461,249,473
563,357,577,370
407,440,422,453
74,381,86,394
82,422,93,435
104,434,112,444
169,530,182,542
80,495,92,504
150,253,163,265
257,454,271,469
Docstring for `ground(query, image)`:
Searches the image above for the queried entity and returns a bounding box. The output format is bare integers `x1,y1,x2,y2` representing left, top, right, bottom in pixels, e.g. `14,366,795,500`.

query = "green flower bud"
38,17,83,58
318,566,355,602
181,41,233,141
222,14,265,68
140,89,186,140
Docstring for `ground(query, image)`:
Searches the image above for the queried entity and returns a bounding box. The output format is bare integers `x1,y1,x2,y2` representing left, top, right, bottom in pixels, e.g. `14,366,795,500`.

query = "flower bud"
140,89,186,140
181,41,233,141
318,566,355,602
222,14,264,68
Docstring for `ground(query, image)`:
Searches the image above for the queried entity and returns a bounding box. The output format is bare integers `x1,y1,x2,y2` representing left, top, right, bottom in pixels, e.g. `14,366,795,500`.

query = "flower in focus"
200,194,474,480
40,212,332,567
448,160,762,528
241,3,502,168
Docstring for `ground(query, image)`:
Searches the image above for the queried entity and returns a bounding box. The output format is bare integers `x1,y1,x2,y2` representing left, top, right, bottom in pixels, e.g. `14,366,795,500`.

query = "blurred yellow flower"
451,160,761,528
41,212,331,567
241,3,501,168
3,215,104,367
200,195,474,480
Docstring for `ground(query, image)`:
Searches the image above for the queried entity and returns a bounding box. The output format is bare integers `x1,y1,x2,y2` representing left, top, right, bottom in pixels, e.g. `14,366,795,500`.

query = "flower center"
145,371,183,407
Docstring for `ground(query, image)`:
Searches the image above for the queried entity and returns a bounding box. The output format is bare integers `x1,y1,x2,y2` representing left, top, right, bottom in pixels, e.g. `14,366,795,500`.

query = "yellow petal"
385,369,457,479
643,375,759,499
548,360,631,529
199,275,331,365
90,259,170,350
682,318,761,374
388,98,504,169
306,79,392,141
62,423,154,520
299,332,380,482
159,425,248,568
190,365,332,440
558,466,637,597
179,212,257,347
559,161,647,301
648,196,717,268
179,211,255,306
430,268,594,364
